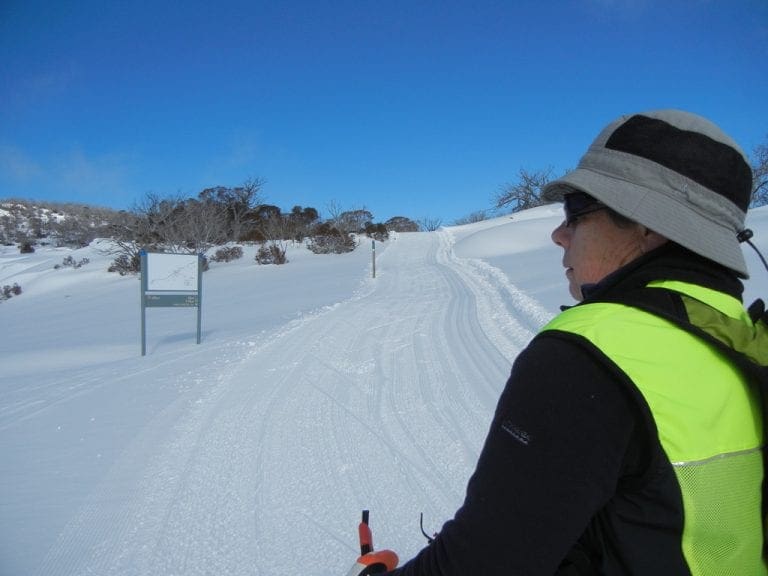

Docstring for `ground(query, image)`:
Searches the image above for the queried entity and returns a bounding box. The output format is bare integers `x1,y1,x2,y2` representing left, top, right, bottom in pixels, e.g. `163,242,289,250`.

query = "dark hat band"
578,146,746,231
605,115,752,212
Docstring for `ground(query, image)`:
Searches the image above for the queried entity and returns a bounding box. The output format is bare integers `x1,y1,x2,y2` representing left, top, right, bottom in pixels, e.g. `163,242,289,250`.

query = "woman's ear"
641,228,668,253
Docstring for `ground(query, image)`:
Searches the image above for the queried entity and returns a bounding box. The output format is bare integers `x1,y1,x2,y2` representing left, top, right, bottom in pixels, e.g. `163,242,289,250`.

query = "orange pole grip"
359,510,373,555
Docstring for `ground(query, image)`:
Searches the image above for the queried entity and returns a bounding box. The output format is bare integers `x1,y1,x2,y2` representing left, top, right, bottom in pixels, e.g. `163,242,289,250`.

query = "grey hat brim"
542,153,749,278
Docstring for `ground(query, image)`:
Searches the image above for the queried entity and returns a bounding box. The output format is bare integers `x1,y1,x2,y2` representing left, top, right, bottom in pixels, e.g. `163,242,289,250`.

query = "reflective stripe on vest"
541,282,765,575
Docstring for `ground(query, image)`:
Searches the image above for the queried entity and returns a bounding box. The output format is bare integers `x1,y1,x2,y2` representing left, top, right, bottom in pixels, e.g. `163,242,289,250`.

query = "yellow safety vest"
542,280,766,575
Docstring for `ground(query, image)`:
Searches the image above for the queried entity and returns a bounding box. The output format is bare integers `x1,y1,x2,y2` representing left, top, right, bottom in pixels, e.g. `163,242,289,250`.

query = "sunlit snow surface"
2,205,767,575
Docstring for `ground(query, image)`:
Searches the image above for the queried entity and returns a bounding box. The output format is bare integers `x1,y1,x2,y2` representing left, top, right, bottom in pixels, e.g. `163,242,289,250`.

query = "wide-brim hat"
542,110,753,278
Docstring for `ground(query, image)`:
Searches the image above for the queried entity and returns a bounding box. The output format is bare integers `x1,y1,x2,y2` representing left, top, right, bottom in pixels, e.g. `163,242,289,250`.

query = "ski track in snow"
30,231,553,576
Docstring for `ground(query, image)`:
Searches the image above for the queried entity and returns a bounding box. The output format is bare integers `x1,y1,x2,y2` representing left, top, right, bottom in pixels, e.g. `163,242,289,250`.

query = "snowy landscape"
3,204,768,576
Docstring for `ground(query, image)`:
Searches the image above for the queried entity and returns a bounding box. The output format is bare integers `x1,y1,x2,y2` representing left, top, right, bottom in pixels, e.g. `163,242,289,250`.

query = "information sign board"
140,251,203,355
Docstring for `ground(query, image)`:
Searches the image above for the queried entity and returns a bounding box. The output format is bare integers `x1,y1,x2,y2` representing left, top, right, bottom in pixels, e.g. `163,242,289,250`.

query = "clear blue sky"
1,0,766,224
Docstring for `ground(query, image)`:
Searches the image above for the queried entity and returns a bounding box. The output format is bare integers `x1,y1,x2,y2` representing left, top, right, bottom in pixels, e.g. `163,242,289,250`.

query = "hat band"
604,114,752,210
579,146,746,233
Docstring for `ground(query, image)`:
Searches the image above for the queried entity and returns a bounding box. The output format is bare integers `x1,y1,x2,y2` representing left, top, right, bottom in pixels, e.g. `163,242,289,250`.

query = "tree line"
0,178,424,273
5,131,764,265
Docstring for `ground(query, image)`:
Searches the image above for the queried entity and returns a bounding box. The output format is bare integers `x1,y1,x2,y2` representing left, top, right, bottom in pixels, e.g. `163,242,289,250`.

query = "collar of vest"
576,243,744,305
593,279,768,368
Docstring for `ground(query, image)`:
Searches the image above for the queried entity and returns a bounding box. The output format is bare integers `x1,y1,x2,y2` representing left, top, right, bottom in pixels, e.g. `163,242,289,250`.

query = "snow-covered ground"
2,204,768,576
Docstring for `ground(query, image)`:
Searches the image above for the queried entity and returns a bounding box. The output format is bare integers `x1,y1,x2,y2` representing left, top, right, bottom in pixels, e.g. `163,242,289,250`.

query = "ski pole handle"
347,510,398,575
346,550,399,575
359,510,373,555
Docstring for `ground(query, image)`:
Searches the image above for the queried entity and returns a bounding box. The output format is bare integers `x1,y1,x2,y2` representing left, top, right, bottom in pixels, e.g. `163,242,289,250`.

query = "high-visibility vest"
542,280,766,575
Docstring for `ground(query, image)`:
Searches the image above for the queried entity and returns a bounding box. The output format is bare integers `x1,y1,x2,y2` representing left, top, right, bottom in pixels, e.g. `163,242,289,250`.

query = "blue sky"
1,0,766,224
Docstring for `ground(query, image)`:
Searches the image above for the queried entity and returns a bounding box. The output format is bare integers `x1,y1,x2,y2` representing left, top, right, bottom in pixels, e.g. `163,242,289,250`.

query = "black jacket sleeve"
385,333,647,575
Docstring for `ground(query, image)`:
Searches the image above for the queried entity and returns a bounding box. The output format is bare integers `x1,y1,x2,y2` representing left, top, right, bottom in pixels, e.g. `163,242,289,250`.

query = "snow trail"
32,230,549,576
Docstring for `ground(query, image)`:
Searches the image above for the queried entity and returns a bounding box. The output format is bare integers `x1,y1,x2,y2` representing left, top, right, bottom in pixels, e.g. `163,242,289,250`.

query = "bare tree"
108,192,213,254
257,210,291,243
325,200,343,229
231,177,265,239
199,176,265,241
240,205,290,261
337,209,373,233
286,205,320,241
751,136,768,208
102,210,145,273
494,167,554,213
103,191,228,274
453,210,490,225
103,193,173,272
173,197,229,253
323,202,375,234
138,193,186,249
418,217,443,232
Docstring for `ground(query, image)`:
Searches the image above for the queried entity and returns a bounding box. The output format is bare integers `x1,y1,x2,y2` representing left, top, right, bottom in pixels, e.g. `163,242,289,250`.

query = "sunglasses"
563,192,606,226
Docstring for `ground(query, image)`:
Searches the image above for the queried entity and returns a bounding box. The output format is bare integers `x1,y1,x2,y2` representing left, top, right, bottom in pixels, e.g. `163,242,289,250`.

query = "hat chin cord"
737,229,768,275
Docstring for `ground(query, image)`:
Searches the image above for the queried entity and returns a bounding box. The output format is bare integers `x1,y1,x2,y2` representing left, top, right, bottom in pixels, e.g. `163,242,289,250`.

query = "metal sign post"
140,251,203,356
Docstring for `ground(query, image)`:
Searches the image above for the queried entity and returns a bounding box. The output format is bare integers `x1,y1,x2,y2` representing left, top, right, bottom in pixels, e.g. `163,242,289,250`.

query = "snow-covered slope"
2,206,768,575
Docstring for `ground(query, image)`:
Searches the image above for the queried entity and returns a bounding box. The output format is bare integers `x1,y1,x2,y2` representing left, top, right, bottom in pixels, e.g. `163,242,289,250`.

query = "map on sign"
146,253,199,291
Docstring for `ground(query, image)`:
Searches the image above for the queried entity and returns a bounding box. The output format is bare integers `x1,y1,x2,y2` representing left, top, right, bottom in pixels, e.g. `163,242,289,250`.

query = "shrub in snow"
364,223,389,242
210,246,244,263
307,233,357,254
384,216,419,232
108,254,140,276
307,224,357,254
19,242,35,253
1,283,22,301
54,255,90,269
255,242,288,265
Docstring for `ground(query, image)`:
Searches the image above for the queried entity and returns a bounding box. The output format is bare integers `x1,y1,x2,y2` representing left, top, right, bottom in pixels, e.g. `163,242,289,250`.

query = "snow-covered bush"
364,223,389,242
1,283,22,301
307,224,357,254
255,242,287,265
54,255,90,269
108,254,140,276
210,246,243,263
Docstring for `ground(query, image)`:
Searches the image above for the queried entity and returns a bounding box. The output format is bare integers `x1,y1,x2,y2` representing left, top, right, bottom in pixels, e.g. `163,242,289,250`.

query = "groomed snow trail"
34,231,551,576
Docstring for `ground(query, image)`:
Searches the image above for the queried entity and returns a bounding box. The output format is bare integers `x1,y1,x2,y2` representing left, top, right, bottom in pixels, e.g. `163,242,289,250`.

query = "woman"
351,109,766,575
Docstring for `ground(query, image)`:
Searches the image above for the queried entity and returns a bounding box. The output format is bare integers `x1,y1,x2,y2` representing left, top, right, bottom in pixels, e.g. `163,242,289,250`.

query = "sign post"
140,251,203,356
372,239,376,279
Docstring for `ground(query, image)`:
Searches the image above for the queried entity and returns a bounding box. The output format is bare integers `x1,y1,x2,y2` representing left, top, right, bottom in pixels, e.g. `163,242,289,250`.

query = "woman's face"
551,209,651,301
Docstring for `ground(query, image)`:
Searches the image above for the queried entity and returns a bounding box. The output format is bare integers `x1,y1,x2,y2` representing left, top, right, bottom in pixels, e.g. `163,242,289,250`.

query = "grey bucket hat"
542,110,754,277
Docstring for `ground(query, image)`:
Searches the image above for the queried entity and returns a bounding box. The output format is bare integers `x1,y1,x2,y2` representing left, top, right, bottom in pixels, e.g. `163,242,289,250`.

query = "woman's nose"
551,221,569,247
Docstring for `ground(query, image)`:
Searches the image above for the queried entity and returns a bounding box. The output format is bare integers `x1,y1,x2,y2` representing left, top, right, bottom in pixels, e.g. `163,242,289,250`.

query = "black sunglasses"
563,192,606,226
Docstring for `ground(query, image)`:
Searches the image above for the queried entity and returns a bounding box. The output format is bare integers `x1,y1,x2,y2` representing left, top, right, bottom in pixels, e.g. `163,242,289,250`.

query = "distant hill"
0,198,121,248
